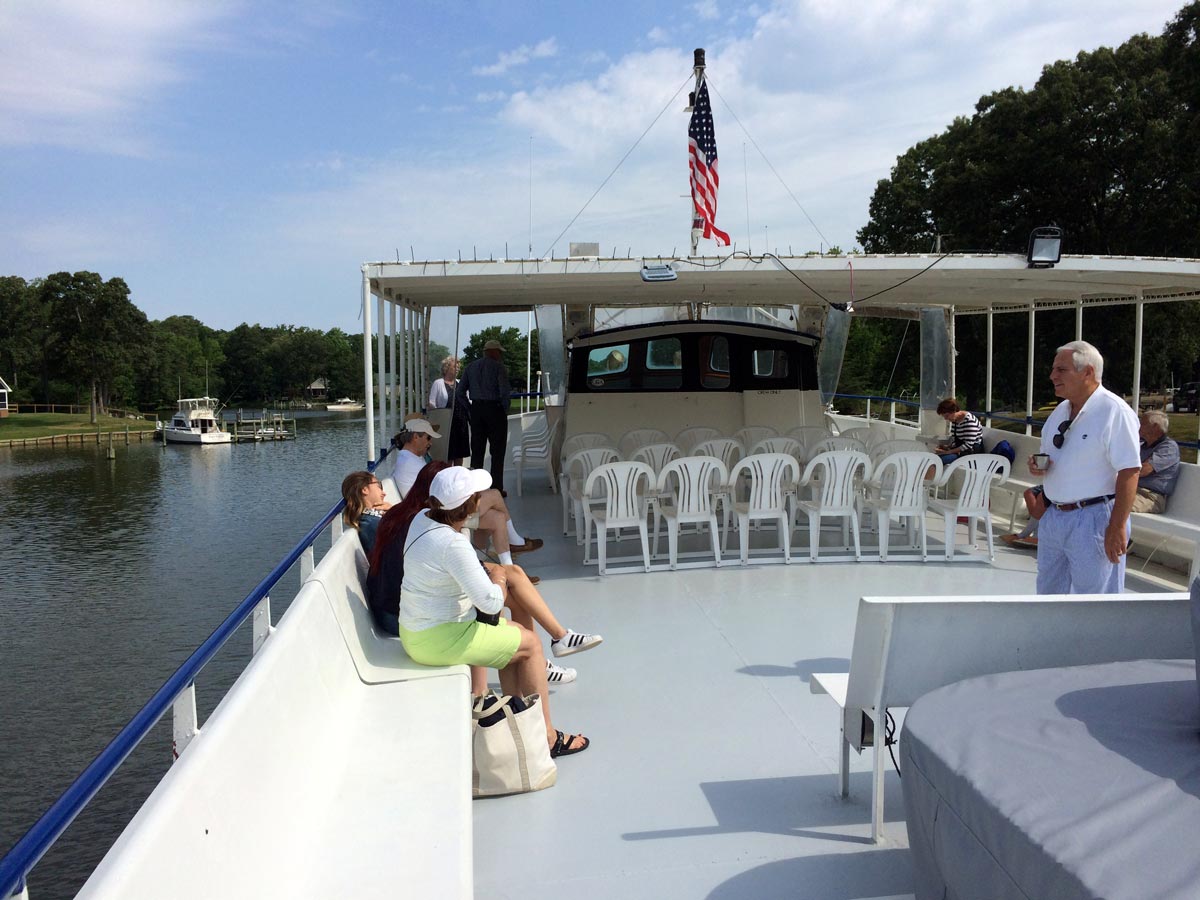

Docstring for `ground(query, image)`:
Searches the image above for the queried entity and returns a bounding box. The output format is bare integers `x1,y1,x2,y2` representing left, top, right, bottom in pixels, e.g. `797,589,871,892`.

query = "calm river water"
0,412,371,898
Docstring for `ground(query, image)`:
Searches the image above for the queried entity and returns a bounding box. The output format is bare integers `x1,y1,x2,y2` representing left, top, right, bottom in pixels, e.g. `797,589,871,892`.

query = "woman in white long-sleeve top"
398,466,590,758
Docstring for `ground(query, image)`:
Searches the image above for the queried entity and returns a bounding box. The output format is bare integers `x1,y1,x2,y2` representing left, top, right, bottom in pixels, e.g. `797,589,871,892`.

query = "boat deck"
472,482,1049,899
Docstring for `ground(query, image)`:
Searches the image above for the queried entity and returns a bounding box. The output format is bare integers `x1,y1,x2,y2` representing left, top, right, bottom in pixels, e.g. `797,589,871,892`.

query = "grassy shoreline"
0,413,159,441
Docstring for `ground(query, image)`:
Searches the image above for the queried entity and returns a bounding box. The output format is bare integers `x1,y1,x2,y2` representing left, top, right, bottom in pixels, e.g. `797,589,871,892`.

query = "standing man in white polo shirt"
1029,341,1141,593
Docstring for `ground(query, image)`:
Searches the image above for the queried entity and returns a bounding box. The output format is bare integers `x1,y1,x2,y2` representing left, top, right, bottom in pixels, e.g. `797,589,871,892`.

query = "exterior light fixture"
1027,226,1063,269
641,262,677,282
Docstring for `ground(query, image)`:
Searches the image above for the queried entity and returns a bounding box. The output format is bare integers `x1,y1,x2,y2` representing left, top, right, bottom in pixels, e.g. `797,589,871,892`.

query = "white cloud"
647,26,670,44
693,0,720,21
473,37,559,76
0,0,237,155
476,91,509,104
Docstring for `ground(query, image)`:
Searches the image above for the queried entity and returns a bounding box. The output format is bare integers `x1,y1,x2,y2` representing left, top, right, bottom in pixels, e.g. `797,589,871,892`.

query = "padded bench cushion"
902,658,1200,900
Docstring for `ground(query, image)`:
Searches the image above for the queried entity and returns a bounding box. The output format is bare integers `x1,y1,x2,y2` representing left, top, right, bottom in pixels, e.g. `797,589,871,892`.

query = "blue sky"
0,0,1186,345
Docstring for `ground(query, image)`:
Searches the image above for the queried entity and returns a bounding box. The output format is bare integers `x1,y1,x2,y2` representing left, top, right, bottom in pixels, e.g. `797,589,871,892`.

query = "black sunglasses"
1052,418,1072,449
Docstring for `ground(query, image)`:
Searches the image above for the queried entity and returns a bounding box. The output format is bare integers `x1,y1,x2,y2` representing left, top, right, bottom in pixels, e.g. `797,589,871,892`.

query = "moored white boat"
162,397,232,445
326,397,365,411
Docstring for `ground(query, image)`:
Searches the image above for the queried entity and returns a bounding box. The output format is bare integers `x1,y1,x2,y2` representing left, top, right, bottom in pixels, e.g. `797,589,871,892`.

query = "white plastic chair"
749,436,803,458
733,425,778,450
514,416,562,496
811,436,867,456
618,428,671,458
674,426,722,454
558,434,616,533
630,442,682,475
868,439,930,468
795,450,873,561
838,426,873,445
928,454,1011,560
692,437,744,472
862,451,942,561
727,453,802,565
788,426,833,459
562,447,618,540
654,456,728,569
584,461,656,574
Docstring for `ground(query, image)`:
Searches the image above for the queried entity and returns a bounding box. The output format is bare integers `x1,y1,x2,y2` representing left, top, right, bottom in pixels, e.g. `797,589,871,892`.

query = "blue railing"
0,474,367,899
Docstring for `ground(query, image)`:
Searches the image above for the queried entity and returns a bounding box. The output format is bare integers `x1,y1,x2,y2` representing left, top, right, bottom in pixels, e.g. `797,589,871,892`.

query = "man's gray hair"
1057,340,1104,382
1143,409,1169,431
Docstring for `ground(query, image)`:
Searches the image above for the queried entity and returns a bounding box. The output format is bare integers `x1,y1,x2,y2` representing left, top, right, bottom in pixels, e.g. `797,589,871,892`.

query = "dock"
228,410,297,443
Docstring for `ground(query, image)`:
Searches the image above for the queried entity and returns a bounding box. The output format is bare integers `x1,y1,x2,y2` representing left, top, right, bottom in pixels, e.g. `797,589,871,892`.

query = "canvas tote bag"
472,692,557,797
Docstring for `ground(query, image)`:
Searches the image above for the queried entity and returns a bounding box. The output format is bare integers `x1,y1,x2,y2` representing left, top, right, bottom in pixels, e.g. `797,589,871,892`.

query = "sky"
0,0,1187,348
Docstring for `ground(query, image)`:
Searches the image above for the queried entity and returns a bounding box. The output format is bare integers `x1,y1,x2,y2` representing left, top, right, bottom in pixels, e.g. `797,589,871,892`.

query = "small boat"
326,398,365,411
163,397,232,445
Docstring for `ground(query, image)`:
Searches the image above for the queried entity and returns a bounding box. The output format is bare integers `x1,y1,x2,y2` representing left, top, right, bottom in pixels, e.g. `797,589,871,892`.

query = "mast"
689,48,706,257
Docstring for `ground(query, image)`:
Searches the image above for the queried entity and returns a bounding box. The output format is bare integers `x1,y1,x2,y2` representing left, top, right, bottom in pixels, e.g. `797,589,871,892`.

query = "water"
0,413,370,899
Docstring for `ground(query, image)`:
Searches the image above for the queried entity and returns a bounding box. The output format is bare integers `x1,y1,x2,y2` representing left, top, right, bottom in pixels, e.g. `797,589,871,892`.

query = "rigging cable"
539,74,693,260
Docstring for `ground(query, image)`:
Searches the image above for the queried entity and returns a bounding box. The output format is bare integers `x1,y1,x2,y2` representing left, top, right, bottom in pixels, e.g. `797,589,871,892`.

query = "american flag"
688,79,731,246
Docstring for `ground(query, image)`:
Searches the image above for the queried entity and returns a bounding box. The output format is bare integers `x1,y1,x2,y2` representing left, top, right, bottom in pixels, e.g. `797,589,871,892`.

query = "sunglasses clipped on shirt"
1052,418,1073,449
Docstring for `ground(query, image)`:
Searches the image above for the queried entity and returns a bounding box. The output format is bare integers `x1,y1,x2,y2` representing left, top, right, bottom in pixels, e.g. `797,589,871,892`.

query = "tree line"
0,272,541,413
844,2,1200,410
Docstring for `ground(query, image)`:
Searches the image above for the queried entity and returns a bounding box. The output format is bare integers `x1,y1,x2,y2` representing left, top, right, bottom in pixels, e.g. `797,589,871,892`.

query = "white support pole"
985,305,994,428
389,301,398,437
526,309,533,414
1025,307,1036,436
947,308,956,403
409,306,418,414
422,306,432,412
171,684,200,761
1132,300,1144,411
376,295,386,450
300,545,315,581
403,303,412,420
251,596,272,655
1075,298,1084,340
361,267,376,464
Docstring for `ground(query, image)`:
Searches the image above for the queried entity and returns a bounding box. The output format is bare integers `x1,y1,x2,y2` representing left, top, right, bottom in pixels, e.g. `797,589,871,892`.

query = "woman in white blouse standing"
398,466,590,758
428,355,458,409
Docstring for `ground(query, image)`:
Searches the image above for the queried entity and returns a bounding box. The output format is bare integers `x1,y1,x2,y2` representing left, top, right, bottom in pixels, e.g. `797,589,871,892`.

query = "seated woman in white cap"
398,466,589,758
396,418,542,565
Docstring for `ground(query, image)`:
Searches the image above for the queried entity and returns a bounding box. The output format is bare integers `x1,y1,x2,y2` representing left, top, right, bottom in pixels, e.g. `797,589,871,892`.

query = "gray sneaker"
546,659,577,683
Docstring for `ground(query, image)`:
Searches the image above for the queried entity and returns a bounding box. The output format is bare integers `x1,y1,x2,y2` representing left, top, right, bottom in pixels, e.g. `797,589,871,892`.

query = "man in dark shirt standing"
461,339,512,493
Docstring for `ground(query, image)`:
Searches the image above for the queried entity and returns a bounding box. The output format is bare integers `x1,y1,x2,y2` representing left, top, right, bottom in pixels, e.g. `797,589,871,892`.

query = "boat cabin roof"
365,253,1200,313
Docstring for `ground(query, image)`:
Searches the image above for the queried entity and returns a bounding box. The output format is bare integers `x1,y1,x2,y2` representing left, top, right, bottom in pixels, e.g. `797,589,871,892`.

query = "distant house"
0,376,10,417
307,378,329,401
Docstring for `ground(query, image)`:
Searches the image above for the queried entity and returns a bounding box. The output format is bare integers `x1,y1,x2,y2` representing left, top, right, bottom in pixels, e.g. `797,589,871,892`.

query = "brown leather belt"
1047,494,1114,511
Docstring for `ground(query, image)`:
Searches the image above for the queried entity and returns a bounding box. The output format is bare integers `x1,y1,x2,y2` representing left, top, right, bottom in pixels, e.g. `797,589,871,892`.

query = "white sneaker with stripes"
546,659,577,683
551,629,604,658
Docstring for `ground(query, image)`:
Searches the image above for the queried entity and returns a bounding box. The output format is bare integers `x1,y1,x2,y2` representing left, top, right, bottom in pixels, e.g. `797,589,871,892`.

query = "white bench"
78,531,472,899
1129,463,1200,582
810,592,1192,843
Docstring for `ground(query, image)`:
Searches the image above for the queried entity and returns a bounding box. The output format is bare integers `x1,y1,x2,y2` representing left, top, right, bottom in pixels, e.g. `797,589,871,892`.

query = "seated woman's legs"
500,622,586,752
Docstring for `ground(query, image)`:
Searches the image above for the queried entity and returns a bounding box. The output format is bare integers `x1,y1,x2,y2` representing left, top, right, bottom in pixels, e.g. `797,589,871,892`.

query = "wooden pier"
229,410,297,443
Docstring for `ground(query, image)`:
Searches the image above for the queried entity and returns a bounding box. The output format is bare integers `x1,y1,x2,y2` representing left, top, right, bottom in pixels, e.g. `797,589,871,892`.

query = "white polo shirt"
394,448,428,497
1040,385,1140,504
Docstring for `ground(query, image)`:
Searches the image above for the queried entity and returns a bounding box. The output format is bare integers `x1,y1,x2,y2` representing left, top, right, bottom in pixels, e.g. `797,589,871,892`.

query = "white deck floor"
472,482,1049,899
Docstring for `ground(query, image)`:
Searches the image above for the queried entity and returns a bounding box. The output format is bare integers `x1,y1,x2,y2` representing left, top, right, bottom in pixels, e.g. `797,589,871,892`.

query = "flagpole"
689,48,706,258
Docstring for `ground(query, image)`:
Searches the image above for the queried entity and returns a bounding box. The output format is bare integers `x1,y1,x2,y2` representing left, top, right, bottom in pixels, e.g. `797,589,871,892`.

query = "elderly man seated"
1133,410,1180,513
394,419,543,566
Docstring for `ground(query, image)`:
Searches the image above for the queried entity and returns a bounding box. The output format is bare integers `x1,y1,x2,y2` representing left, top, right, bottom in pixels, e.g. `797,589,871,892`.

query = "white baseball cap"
430,466,492,508
405,418,441,438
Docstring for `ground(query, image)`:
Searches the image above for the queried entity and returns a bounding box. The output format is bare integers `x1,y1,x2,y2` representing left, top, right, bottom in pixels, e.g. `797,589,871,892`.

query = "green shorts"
399,617,520,669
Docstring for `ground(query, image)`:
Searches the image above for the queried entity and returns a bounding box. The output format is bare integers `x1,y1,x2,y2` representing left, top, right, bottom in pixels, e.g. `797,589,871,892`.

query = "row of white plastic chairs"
559,434,935,539
565,447,1012,574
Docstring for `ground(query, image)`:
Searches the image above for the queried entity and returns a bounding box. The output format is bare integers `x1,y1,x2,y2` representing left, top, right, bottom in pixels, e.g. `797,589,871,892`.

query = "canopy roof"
365,253,1200,314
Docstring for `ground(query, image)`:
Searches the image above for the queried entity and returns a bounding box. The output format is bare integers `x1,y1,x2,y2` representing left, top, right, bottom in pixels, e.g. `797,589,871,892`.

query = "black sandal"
550,730,590,758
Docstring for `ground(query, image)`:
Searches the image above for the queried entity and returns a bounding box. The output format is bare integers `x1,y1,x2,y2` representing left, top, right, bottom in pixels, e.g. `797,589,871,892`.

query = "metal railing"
0,448,385,899
831,393,1199,453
